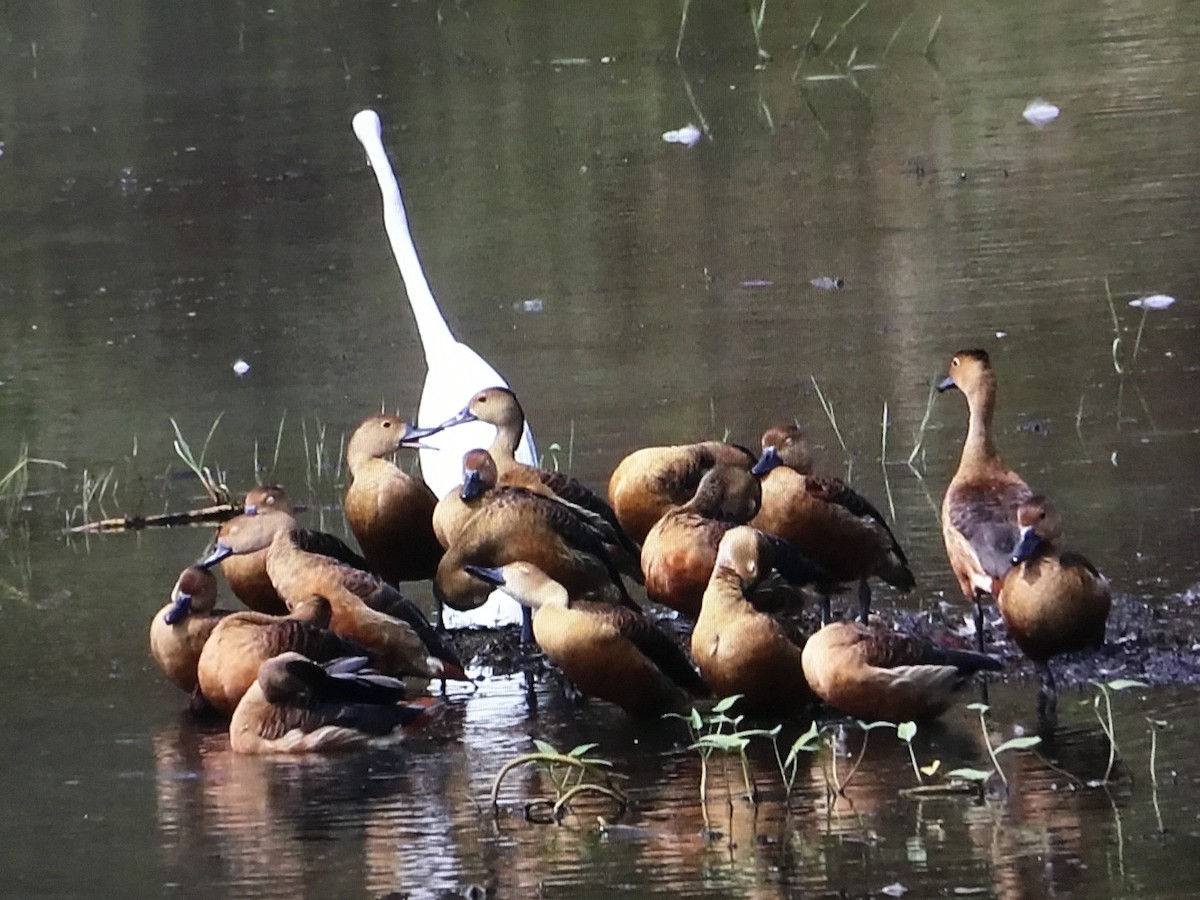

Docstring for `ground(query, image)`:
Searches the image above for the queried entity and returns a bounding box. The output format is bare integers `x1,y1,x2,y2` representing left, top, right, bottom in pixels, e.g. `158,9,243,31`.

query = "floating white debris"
662,124,702,147
515,298,544,313
740,279,773,288
1129,293,1175,310
1022,99,1060,127
810,276,844,291
232,359,250,376
882,884,909,898
995,331,1007,338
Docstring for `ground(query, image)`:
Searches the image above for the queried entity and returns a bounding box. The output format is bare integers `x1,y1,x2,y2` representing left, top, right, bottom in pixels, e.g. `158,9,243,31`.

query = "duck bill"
460,469,485,501
463,564,506,588
936,376,958,393
425,406,478,433
163,593,193,625
397,423,448,447
197,542,234,568
750,446,782,477
1010,526,1041,565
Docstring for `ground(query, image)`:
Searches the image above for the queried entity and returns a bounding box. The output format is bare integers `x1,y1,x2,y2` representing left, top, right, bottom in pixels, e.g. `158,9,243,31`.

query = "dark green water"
2,1,1199,896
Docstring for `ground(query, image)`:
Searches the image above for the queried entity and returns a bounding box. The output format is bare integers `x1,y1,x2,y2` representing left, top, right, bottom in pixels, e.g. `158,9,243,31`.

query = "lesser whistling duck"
607,440,757,544
434,478,640,614
938,349,1034,650
998,496,1111,722
750,424,914,625
465,562,709,717
690,527,815,716
200,511,467,682
149,566,232,704
433,449,506,550
429,387,640,558
221,486,372,615
344,414,443,583
196,596,370,715
640,464,762,618
229,652,439,754
801,621,1002,723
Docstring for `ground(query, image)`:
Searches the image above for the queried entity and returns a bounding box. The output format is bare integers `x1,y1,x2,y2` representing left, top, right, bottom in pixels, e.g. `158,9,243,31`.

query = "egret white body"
353,108,536,629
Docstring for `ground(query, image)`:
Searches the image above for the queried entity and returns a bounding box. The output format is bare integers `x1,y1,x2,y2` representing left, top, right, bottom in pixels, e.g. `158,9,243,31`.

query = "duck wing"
858,629,1002,675
578,602,709,696
538,468,643,558
947,482,1033,579
805,476,911,569
295,528,372,572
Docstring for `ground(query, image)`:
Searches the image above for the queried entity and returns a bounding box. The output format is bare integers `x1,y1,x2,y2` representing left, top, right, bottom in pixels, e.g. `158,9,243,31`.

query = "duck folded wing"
583,602,709,696
948,484,1031,579
294,528,373,572
861,629,1002,675
537,469,641,557
805,476,909,567
758,532,839,592
340,579,464,674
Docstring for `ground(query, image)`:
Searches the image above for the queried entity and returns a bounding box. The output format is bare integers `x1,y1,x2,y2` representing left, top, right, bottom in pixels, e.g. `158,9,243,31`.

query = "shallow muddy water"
2,1,1199,897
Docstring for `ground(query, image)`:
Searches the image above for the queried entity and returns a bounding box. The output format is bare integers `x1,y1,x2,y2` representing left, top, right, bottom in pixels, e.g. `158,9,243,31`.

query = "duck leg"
857,579,872,625
972,589,988,653
820,593,832,627
1036,662,1058,728
520,606,535,645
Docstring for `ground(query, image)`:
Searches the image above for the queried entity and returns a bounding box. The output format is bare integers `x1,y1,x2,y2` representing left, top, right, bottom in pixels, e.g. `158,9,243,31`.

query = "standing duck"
200,512,467,682
690,527,815,717
344,414,444,584
464,562,709,717
229,652,439,754
998,496,1111,722
750,424,914,624
197,596,370,715
149,566,232,705
938,349,1034,650
640,464,763,618
221,485,371,615
801,621,1002,723
607,440,757,544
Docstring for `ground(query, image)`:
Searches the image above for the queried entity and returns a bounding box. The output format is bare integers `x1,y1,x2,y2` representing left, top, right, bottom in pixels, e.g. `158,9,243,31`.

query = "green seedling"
491,739,627,825
946,703,1041,787
769,721,821,801
171,414,229,504
1091,678,1148,783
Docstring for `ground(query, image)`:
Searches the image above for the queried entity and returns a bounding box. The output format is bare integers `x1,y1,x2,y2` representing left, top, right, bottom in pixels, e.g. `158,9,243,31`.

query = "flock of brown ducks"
149,349,1112,753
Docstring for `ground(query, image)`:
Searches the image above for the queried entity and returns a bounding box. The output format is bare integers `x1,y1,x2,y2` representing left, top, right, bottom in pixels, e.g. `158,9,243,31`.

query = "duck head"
937,348,994,395
199,510,295,567
713,526,771,594
689,464,761,522
759,424,813,474
463,561,568,610
164,565,218,624
347,414,438,464
244,484,294,516
459,449,498,501
1012,495,1062,564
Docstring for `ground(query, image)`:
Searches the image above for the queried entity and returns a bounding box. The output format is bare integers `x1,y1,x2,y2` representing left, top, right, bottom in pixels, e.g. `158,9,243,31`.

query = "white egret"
352,108,536,629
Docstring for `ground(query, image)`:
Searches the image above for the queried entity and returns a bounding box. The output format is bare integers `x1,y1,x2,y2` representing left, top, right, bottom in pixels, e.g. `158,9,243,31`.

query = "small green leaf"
993,736,1041,754
897,721,917,743
712,695,742,714
858,720,898,732
693,734,749,752
785,723,821,765
1106,679,1149,692
920,760,941,777
533,739,558,757
689,708,704,731
966,702,990,713
946,767,992,782
568,743,599,758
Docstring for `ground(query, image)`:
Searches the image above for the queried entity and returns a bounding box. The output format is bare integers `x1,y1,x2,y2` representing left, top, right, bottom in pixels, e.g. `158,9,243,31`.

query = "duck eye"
951,357,960,367
382,420,392,428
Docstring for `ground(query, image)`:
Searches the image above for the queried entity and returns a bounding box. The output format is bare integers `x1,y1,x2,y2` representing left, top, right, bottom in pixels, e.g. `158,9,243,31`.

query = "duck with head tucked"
149,565,233,706
998,496,1111,724
750,424,914,625
938,349,1034,651
426,387,641,559
229,652,440,754
197,596,372,716
221,485,372,615
344,414,444,584
801,620,1002,723
434,471,640,614
200,511,468,682
607,440,757,544
465,562,709,717
690,526,816,717
641,463,769,618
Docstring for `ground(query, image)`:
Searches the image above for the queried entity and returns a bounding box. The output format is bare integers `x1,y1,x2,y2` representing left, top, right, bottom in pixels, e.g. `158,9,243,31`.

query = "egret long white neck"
352,109,456,360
